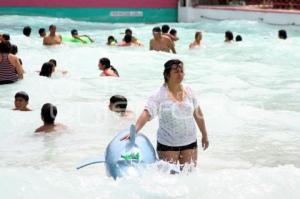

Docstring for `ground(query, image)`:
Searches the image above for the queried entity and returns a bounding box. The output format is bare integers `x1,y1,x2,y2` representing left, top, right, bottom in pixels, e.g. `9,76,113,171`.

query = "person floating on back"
43,25,62,46
278,30,287,40
35,103,66,133
71,29,94,43
98,58,119,77
13,91,31,111
109,95,134,118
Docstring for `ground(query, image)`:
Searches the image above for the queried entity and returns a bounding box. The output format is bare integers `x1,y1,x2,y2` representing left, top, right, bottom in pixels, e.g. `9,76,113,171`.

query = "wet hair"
152,27,161,33
49,59,57,66
23,26,32,37
71,29,78,36
163,59,183,83
170,29,177,36
99,58,119,76
235,35,242,42
19,58,23,65
10,44,18,55
49,24,56,30
2,34,10,41
0,41,11,53
39,62,54,77
110,95,128,112
99,58,111,69
278,29,287,39
15,91,29,102
41,103,57,124
162,25,170,33
124,34,132,43
107,36,117,45
125,29,132,35
195,31,202,39
225,31,234,41
38,28,46,36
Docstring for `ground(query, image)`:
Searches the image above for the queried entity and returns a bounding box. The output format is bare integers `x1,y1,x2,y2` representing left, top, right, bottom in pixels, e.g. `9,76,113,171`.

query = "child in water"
13,91,31,111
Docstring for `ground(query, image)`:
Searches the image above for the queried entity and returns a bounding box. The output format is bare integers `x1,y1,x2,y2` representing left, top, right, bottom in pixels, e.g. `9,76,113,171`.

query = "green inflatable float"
62,36,92,44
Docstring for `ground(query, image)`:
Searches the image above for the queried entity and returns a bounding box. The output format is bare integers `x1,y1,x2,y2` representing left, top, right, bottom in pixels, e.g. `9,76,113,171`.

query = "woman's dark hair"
278,29,287,39
225,31,234,41
15,91,29,102
23,26,32,37
99,58,119,76
0,41,12,53
110,95,127,112
49,59,57,66
41,103,57,124
19,58,23,65
195,31,202,39
99,58,111,69
10,44,18,55
235,35,242,42
124,34,132,43
39,62,54,77
107,36,117,45
163,59,183,83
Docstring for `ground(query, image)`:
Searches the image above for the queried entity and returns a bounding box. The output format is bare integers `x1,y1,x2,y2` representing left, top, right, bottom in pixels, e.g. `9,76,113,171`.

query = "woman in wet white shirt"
130,59,209,167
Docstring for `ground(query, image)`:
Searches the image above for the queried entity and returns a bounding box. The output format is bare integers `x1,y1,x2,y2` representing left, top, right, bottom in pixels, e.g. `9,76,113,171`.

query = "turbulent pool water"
0,15,300,199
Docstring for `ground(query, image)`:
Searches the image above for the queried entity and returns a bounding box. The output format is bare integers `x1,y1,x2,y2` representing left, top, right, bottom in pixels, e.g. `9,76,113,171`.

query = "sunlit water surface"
0,15,300,199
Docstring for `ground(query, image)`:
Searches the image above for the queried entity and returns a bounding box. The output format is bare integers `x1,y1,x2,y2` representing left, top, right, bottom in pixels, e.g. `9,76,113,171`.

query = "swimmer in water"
225,31,234,43
43,25,62,46
13,91,31,111
71,29,94,43
189,32,202,49
107,36,117,46
35,103,66,133
109,95,134,118
98,58,119,77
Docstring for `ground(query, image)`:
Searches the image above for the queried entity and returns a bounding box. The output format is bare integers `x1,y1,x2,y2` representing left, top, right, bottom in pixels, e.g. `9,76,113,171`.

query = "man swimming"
43,25,62,45
71,29,94,43
150,27,176,54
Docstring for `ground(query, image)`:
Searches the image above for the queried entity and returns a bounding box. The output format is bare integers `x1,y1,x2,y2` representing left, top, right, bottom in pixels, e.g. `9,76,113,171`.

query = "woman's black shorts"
157,141,197,152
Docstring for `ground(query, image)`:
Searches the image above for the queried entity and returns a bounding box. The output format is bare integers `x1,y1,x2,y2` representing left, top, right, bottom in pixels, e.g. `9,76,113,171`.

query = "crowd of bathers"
0,23,289,134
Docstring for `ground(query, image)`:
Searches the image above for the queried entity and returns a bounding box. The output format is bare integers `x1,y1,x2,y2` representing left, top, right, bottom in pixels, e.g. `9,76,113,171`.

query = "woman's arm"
193,106,209,150
9,54,23,79
135,109,151,133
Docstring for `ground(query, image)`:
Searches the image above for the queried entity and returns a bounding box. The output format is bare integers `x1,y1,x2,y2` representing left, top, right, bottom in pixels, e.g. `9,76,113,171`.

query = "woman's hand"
202,136,209,150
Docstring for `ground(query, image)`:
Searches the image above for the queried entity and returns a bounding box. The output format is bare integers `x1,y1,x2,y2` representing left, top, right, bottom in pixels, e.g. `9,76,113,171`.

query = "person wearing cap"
150,27,176,54
43,25,62,45
13,91,31,111
71,29,94,43
122,59,209,169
